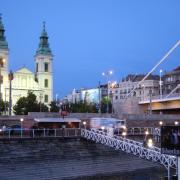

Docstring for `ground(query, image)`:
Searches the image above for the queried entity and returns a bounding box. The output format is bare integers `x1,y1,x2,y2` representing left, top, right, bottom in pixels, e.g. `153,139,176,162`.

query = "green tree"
13,91,40,115
0,100,9,115
70,101,98,113
49,101,59,112
39,103,49,112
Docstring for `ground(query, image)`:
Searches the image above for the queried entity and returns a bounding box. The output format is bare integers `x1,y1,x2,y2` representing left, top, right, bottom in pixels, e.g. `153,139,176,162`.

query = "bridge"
139,93,180,112
81,128,177,171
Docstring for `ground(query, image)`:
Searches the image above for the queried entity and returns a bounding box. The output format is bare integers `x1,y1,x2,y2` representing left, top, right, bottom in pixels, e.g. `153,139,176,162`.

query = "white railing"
127,127,155,135
81,128,177,169
0,128,81,139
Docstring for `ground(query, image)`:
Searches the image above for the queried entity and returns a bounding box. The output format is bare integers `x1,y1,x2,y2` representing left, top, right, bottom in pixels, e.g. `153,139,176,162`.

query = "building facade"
0,16,53,113
163,67,180,94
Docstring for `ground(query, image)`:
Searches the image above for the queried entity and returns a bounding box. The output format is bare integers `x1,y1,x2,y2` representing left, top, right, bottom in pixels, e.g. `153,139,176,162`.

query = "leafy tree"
49,101,59,112
39,103,49,112
101,96,112,113
13,91,40,115
70,101,98,113
0,100,9,115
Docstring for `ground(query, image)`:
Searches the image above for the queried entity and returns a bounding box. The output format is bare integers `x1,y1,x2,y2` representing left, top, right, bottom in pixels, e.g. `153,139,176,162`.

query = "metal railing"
0,128,81,139
81,128,177,169
127,127,155,135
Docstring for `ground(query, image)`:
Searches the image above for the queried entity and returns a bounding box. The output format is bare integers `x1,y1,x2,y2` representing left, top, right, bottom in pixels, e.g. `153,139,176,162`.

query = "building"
163,67,180,94
109,74,160,102
0,16,53,114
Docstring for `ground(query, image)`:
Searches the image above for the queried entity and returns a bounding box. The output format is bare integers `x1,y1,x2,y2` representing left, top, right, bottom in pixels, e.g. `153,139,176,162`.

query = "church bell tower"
34,22,53,105
0,14,9,101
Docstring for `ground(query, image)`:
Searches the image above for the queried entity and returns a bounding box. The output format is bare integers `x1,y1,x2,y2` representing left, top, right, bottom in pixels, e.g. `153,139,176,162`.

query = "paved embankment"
0,139,166,180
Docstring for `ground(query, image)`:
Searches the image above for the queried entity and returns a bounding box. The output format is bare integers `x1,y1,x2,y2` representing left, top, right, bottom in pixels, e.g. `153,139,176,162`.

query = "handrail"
81,128,177,169
0,128,81,139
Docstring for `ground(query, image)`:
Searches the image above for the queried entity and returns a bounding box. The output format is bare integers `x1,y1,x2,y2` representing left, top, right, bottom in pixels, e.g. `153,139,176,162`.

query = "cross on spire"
43,21,46,31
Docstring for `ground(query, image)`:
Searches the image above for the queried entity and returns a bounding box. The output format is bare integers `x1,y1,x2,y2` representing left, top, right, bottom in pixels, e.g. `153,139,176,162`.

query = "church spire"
0,14,8,50
35,21,52,56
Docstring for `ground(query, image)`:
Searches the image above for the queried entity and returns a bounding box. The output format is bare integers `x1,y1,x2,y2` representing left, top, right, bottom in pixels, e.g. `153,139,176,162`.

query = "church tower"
0,14,9,101
34,22,53,105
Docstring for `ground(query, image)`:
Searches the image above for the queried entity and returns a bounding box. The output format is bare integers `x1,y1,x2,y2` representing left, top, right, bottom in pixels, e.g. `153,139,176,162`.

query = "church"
0,15,53,114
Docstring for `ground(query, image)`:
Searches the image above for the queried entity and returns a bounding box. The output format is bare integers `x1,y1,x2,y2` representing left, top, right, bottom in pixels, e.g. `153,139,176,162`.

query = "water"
0,139,167,180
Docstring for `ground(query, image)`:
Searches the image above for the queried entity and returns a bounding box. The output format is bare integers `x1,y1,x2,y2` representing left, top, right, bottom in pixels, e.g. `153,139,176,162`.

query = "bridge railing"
127,127,155,135
0,128,81,139
81,128,177,169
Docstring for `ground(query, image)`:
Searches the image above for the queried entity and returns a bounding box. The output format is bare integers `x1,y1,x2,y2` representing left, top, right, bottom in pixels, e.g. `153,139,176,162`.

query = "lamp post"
159,69,163,99
102,70,113,113
8,70,13,116
20,118,24,138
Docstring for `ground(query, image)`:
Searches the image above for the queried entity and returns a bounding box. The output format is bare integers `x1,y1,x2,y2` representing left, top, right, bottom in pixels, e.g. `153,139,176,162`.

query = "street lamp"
159,69,163,99
102,70,113,113
20,118,24,138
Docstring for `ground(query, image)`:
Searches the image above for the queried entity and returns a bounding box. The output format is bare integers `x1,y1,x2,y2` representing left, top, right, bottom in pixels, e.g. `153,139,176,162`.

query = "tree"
13,91,40,115
39,103,49,112
0,100,9,115
49,101,59,112
101,96,112,113
70,101,98,113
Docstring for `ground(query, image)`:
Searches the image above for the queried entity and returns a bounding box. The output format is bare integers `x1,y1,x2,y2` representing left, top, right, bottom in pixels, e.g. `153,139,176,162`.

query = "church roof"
35,22,52,56
15,67,34,74
0,14,8,50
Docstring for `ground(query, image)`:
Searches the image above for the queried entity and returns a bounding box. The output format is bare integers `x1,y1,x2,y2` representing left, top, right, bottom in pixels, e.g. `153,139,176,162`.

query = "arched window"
44,62,49,72
44,79,48,88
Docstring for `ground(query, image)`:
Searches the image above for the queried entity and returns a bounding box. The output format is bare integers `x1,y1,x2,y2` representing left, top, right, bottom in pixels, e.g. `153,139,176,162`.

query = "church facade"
0,15,53,114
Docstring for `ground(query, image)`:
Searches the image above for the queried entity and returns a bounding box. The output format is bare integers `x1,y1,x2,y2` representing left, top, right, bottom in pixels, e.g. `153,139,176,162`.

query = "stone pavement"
0,139,166,180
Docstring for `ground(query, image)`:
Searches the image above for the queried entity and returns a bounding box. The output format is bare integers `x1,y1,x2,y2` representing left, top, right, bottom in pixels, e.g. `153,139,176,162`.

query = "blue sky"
1,0,180,98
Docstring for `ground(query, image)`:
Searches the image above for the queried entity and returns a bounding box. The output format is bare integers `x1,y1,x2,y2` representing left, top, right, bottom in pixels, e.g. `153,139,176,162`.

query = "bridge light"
174,121,179,125
147,138,153,148
83,121,86,129
101,126,105,131
145,130,149,135
122,131,126,137
122,125,126,130
159,121,163,126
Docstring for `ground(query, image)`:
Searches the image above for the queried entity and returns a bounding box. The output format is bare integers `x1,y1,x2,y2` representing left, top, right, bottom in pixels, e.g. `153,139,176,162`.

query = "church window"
0,75,3,84
44,79,48,88
36,63,38,72
44,63,49,72
44,95,48,102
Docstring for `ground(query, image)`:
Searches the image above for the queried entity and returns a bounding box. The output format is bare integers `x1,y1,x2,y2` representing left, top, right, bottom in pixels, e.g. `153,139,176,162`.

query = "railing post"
33,130,34,138
167,165,170,180
55,129,56,137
